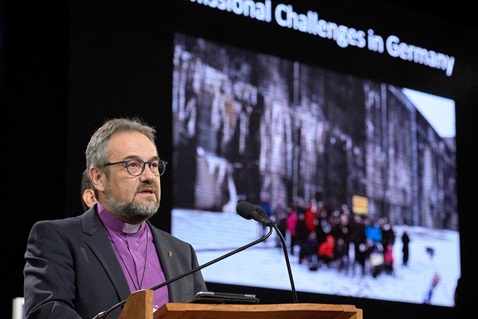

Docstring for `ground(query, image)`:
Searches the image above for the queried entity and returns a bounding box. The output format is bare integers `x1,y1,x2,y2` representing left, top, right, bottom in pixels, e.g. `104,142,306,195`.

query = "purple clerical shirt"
97,203,169,310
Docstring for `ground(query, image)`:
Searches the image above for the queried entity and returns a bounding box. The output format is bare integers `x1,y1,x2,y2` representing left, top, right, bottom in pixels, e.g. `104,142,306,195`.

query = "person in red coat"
318,234,336,267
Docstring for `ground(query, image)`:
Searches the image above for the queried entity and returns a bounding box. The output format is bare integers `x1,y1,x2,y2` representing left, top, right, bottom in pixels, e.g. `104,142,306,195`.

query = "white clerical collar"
122,222,141,233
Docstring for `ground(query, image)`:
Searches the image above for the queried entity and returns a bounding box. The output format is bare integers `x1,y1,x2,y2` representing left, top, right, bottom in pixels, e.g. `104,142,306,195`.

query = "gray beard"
105,193,159,224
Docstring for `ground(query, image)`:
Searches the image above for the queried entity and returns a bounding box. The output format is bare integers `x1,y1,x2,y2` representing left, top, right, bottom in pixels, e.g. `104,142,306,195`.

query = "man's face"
99,131,161,223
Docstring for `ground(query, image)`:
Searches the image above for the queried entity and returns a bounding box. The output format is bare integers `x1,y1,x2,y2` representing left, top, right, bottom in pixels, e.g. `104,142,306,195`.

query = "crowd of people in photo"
272,198,411,278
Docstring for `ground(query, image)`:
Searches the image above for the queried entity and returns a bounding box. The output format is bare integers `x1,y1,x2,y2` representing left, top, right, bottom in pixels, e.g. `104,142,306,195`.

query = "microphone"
236,200,299,303
236,200,275,226
92,207,274,319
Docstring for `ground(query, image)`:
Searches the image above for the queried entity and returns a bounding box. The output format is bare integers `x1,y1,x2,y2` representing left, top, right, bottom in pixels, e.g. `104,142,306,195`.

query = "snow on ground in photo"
172,208,460,307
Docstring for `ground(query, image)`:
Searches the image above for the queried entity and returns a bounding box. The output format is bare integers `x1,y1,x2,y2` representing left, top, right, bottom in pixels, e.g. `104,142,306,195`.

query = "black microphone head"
254,205,267,217
236,201,256,220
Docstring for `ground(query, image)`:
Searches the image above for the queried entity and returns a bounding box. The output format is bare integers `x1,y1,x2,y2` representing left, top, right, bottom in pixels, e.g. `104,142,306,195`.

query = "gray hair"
85,117,157,170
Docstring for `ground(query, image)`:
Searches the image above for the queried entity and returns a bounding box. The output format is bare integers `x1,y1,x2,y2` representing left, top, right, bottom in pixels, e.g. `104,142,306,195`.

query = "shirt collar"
97,202,144,234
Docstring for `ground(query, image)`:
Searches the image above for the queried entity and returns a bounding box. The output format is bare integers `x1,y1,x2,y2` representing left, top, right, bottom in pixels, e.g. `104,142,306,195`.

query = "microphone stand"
92,226,274,319
247,202,298,304
272,223,299,303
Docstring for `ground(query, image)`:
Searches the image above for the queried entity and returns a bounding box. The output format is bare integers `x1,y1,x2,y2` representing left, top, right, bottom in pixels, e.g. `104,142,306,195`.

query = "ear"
82,189,98,209
89,166,106,193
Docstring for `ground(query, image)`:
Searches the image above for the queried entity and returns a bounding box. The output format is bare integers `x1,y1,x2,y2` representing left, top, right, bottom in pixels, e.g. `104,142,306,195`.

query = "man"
24,117,207,319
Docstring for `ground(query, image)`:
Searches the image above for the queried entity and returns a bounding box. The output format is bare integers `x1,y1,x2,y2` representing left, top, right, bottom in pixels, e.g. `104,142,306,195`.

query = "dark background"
2,1,477,318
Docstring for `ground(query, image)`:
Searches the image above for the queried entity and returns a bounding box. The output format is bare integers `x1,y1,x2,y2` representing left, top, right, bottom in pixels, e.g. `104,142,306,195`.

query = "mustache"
136,182,159,193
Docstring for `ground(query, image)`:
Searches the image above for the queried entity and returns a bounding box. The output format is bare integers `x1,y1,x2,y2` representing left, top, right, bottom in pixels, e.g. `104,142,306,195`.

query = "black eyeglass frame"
104,159,168,176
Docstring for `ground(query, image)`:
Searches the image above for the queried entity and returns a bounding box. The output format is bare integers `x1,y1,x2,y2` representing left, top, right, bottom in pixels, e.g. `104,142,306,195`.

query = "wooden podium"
118,290,363,319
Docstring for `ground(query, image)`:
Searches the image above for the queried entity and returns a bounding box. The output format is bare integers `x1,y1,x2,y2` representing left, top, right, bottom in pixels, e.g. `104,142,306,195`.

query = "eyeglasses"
104,159,168,176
